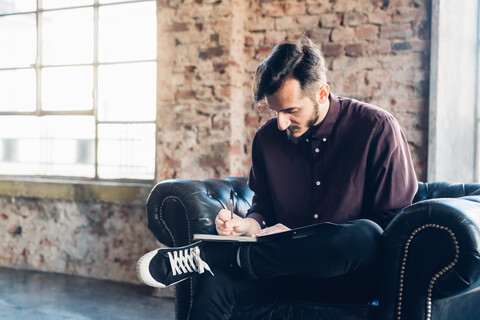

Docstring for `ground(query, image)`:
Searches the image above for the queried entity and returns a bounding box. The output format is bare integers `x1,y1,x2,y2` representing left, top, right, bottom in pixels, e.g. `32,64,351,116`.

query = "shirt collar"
306,92,340,141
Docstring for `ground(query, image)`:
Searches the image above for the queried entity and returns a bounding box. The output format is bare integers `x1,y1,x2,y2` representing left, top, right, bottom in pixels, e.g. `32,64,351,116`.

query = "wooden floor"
0,267,175,320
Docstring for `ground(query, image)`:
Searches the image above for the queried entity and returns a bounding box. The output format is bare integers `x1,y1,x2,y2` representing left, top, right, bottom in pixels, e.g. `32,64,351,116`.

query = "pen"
229,190,234,219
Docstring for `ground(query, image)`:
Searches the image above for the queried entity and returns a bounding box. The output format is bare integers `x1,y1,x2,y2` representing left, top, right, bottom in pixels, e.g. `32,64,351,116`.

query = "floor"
0,267,175,320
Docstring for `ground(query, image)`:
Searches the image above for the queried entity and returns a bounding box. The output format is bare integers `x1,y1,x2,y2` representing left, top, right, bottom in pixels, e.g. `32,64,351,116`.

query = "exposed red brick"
331,27,355,42
322,43,343,57
368,9,391,25
320,13,342,28
161,21,189,32
265,31,287,45
261,3,285,17
365,40,392,55
175,89,197,100
306,2,330,15
344,11,368,26
276,16,297,30
355,25,379,40
380,23,414,39
285,2,306,16
305,28,331,43
345,43,364,57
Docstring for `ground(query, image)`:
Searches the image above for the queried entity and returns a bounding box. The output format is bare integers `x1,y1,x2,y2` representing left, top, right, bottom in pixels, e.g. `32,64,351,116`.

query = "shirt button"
323,138,327,142
306,138,309,142
316,181,321,186
314,214,319,219
315,148,320,153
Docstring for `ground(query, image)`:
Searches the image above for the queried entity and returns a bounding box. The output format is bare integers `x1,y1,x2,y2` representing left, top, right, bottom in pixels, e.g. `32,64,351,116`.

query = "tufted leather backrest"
414,182,480,203
146,180,480,248
146,177,252,248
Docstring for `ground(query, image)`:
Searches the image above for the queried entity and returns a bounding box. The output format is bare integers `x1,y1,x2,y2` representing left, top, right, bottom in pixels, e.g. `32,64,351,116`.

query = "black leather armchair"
145,178,480,320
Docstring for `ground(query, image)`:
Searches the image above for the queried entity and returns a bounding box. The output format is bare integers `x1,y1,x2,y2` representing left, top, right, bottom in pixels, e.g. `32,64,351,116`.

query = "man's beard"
286,102,320,144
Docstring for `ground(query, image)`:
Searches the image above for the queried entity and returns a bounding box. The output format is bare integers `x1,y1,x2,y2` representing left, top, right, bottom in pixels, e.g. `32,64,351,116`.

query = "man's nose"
277,113,291,131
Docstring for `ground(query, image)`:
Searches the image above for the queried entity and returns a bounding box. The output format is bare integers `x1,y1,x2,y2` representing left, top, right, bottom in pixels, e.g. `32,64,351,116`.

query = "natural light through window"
0,0,157,180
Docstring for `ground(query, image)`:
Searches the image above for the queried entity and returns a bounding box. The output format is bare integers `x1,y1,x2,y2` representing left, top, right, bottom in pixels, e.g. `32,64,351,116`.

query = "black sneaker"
136,242,214,288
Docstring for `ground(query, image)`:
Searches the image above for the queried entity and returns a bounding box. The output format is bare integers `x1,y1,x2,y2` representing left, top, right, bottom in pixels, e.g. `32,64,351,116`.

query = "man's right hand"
215,209,261,236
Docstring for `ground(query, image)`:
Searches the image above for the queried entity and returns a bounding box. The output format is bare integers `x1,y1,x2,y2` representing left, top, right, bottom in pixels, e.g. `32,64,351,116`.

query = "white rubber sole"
136,249,167,288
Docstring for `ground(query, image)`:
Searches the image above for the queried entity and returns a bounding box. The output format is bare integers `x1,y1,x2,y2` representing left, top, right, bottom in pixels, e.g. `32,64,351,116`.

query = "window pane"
0,0,36,14
99,2,156,62
0,14,36,68
42,8,94,65
98,62,156,121
98,123,155,180
42,66,93,111
0,116,95,177
42,0,93,10
0,69,36,112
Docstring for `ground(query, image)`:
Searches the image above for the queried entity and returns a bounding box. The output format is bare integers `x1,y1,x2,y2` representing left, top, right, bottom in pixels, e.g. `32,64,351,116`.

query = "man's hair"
252,36,327,104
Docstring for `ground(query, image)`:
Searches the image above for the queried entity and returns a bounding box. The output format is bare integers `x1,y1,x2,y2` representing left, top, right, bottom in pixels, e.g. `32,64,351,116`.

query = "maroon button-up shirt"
246,93,418,230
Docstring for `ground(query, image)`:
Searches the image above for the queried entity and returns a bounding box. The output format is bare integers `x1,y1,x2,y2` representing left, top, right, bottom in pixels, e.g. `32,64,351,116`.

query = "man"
137,37,418,319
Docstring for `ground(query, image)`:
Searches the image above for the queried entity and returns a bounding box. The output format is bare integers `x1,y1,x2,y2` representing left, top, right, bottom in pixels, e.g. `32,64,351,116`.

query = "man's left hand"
253,223,291,237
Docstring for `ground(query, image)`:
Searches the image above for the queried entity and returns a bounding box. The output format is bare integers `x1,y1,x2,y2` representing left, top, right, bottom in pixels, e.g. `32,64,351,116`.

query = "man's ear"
317,84,330,104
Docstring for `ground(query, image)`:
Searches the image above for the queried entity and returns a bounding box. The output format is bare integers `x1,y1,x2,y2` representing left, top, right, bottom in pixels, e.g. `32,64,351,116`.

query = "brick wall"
0,196,158,284
156,0,430,181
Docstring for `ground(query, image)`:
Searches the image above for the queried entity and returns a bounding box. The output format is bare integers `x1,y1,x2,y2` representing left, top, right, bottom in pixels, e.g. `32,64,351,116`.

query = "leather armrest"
145,177,253,247
379,196,480,320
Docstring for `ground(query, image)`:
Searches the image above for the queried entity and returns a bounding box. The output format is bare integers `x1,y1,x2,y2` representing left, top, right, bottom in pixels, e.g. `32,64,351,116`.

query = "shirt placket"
311,138,323,222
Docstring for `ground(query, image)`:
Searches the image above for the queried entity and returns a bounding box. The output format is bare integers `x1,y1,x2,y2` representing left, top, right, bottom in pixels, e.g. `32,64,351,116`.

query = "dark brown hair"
252,36,327,104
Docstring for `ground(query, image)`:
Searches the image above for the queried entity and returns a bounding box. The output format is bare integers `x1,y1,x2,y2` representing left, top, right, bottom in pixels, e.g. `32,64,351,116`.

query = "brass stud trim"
395,224,459,320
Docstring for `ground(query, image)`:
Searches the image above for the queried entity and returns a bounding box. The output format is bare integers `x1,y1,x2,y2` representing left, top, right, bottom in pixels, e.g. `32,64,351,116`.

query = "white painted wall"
428,0,479,182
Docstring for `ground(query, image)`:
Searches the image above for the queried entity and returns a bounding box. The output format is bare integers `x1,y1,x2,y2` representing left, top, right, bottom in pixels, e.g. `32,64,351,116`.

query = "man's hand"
215,209,261,236
253,223,290,237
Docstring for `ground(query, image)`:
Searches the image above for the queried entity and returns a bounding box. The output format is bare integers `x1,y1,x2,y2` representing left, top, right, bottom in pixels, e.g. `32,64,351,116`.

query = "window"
0,0,156,181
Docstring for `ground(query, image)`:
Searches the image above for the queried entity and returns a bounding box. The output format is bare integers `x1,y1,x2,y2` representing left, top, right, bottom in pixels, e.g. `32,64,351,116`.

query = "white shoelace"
167,247,214,277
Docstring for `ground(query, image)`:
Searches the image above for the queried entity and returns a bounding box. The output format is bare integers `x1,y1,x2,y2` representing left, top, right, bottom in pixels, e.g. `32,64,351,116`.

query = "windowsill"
0,177,154,205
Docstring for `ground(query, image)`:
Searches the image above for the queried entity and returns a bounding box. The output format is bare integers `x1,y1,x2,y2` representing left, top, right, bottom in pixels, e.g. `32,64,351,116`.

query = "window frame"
0,0,157,184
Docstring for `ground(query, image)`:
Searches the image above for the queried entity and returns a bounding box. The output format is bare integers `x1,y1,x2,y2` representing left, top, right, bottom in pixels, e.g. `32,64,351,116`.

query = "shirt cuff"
246,212,268,229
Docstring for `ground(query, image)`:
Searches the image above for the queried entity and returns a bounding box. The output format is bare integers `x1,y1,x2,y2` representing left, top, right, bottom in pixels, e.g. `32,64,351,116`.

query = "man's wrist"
245,217,262,235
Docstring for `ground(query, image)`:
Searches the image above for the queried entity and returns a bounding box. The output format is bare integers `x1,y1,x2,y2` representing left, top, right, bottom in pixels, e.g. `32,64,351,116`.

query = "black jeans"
188,219,383,320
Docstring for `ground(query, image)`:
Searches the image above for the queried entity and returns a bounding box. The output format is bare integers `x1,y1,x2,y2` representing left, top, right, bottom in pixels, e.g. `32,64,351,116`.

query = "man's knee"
341,219,383,263
350,219,383,241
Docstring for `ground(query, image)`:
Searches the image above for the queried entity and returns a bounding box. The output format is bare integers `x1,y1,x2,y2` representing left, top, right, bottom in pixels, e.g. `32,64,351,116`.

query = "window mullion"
36,0,42,116
94,0,99,180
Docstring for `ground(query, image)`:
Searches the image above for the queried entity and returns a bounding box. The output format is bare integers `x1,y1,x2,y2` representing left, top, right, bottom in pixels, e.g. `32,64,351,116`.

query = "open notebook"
193,222,335,243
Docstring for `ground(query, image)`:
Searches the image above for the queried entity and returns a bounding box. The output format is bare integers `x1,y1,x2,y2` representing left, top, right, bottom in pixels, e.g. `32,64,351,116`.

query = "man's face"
265,78,325,143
